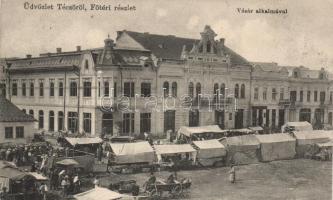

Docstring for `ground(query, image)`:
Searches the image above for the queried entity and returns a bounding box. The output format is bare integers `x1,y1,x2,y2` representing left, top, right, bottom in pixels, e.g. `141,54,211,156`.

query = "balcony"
278,99,291,107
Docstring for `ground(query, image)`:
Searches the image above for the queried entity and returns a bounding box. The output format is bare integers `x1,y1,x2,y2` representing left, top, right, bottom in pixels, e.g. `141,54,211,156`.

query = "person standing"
229,165,236,183
39,182,48,200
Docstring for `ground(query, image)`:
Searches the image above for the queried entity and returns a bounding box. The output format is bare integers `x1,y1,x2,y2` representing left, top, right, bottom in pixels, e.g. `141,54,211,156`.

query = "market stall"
108,141,155,165
256,134,296,161
292,131,330,157
220,135,260,165
192,139,226,167
177,125,226,142
154,144,197,169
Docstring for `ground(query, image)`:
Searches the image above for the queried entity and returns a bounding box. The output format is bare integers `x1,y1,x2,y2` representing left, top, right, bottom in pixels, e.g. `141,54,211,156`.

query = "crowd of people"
0,143,52,166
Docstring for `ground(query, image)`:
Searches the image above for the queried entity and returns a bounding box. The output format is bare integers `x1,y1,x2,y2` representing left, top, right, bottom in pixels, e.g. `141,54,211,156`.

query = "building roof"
0,96,35,122
122,31,249,65
5,53,84,74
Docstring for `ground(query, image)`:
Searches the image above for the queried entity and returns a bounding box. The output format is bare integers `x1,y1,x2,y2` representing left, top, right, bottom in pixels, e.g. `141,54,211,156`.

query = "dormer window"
293,71,298,78
319,73,324,80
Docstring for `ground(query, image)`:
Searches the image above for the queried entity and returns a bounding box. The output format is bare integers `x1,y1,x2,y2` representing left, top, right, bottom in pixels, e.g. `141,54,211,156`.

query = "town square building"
1,25,332,137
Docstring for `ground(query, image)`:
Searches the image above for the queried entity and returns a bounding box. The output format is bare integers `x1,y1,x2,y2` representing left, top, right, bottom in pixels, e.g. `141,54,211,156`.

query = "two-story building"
1,25,332,137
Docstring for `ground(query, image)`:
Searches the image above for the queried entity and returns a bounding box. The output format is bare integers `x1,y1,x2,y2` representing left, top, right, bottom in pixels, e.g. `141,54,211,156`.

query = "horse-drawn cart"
145,178,192,199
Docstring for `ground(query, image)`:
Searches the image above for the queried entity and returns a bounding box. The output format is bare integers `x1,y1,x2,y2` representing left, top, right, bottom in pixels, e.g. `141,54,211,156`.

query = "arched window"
220,83,225,98
240,84,245,99
188,82,194,97
39,82,44,97
22,109,26,113
50,82,55,97
29,110,34,117
58,82,64,96
172,82,177,97
49,111,54,131
234,84,239,98
70,81,77,96
30,82,34,96
196,83,201,98
206,40,211,53
58,111,64,131
38,110,44,129
163,81,169,97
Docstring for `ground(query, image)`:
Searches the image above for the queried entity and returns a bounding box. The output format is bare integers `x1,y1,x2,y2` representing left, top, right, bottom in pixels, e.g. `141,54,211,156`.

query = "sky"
0,0,333,70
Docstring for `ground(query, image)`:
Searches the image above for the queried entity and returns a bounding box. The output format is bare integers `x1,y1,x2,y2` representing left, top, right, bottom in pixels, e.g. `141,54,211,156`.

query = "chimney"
76,46,81,52
26,54,32,58
220,38,225,46
56,48,62,53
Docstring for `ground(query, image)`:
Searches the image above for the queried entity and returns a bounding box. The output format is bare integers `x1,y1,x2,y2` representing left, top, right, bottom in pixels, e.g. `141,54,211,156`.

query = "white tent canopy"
293,131,330,145
74,186,124,200
178,125,225,137
192,139,226,166
256,134,296,161
65,137,103,146
109,141,155,164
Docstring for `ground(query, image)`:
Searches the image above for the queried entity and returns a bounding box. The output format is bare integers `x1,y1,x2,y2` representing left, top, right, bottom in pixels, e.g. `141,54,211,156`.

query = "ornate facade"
1,25,332,136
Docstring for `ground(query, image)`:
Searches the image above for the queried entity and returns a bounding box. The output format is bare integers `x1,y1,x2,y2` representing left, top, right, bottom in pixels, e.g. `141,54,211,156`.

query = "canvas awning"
109,141,155,164
178,125,225,137
154,144,196,155
65,137,103,146
293,131,330,145
192,139,226,159
192,139,225,150
74,186,124,200
110,141,154,155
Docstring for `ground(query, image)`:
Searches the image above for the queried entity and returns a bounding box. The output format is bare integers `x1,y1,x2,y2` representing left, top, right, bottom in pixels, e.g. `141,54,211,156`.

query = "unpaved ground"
99,159,332,200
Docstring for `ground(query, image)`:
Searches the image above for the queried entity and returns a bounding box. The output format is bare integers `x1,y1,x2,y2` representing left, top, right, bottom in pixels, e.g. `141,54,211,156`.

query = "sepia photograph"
0,0,332,199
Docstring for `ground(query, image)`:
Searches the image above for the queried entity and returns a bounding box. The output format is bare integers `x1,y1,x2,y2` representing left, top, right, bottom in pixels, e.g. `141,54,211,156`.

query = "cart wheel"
171,185,182,196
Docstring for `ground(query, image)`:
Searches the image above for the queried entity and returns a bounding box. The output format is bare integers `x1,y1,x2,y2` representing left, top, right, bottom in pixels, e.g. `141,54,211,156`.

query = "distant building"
1,25,332,136
0,96,36,144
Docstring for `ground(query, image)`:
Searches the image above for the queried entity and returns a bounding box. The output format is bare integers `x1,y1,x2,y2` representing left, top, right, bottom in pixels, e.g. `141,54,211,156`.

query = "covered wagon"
220,135,260,165
192,139,226,167
256,134,296,162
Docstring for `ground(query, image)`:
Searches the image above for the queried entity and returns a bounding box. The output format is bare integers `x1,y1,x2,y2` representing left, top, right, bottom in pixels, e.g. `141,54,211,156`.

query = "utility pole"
63,71,67,131
6,61,12,102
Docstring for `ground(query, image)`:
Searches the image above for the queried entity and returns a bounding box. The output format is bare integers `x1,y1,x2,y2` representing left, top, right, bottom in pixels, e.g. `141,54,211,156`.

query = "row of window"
188,82,246,99
4,127,24,139
254,87,283,101
290,90,329,103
